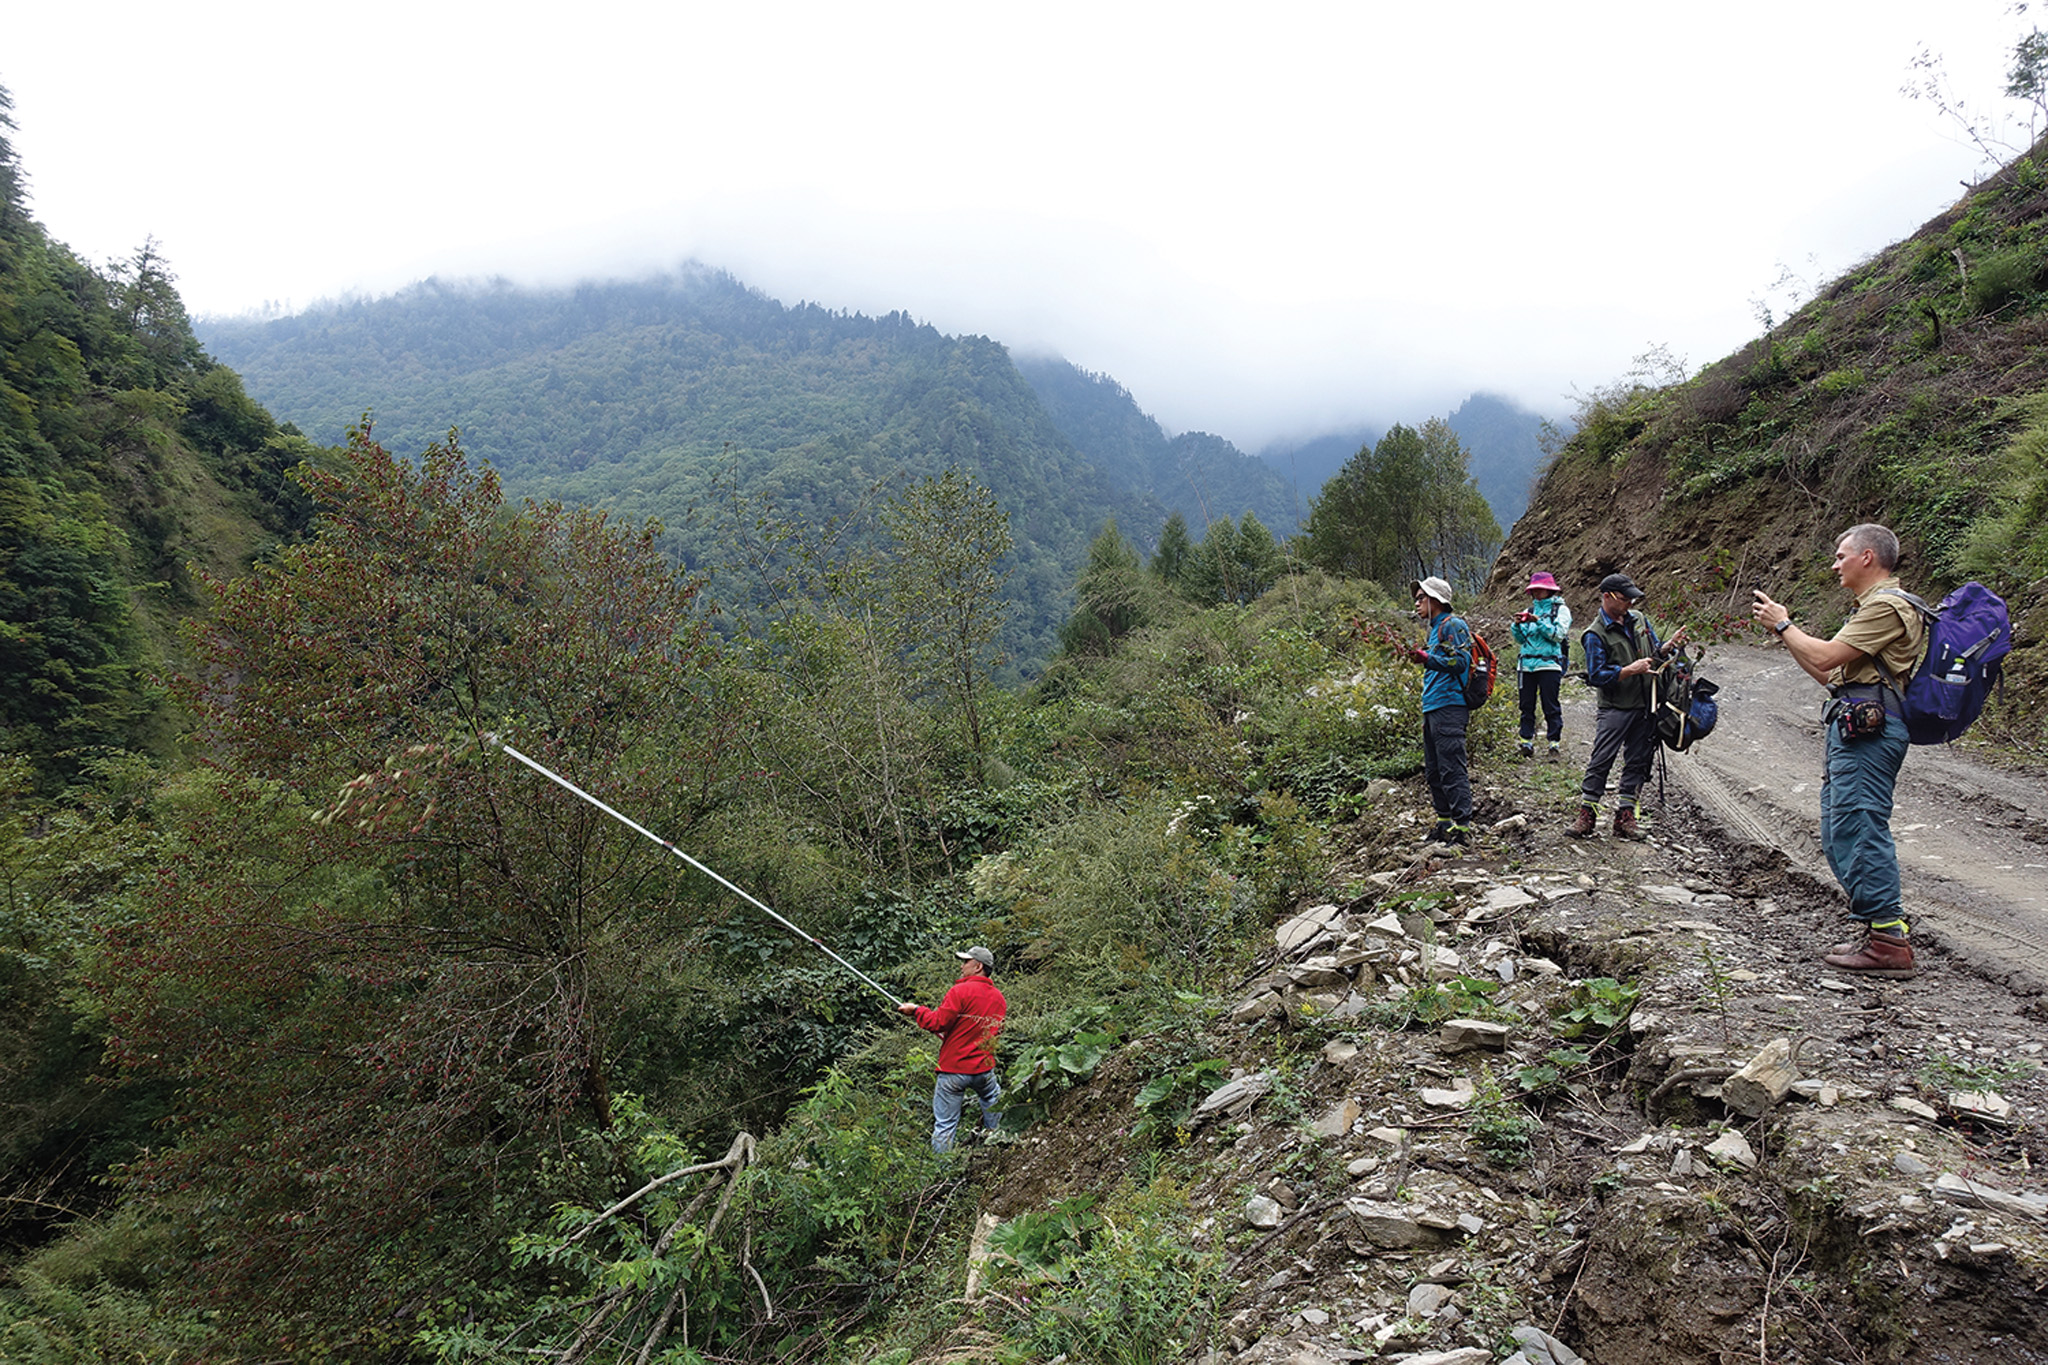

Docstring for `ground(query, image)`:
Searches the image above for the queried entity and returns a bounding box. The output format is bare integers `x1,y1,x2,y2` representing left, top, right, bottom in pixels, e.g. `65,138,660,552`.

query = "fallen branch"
566,1132,757,1245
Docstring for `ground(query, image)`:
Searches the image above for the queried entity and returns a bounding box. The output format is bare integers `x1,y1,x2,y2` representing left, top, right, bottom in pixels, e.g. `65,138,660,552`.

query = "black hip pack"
1826,685,1891,742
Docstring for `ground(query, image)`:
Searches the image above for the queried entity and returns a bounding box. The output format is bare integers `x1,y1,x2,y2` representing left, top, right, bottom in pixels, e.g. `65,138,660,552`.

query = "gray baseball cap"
955,946,995,971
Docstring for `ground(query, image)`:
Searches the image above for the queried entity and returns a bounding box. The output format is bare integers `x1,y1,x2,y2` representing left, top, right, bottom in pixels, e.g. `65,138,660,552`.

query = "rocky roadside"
984,756,2048,1364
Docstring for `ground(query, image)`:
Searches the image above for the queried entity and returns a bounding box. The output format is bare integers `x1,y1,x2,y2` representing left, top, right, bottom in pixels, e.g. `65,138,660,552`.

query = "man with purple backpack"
1751,524,1926,976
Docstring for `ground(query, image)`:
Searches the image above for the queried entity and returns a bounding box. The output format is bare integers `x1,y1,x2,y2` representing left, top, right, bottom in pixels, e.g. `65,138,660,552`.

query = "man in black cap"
1568,573,1685,839
898,946,1007,1151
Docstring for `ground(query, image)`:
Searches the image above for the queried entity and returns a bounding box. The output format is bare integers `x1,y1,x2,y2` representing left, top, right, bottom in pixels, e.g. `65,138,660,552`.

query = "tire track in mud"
1665,642,2048,993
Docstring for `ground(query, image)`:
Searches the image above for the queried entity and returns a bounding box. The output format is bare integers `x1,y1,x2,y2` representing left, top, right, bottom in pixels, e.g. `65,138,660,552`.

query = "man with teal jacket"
1405,576,1473,846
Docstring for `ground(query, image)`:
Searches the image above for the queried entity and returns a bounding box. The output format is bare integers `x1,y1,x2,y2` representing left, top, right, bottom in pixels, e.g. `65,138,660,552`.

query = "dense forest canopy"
0,86,312,785
1012,356,1303,541
207,274,1309,676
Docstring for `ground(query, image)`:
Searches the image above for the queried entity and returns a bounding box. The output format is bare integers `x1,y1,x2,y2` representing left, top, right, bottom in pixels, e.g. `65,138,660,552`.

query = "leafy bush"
996,790,1263,982
1003,1017,1119,1130
749,1054,945,1275
1813,366,1866,398
0,1271,211,1365
985,1195,1103,1273
1466,1067,1541,1167
1555,977,1641,1040
1514,1046,1592,1098
1967,244,2048,313
1958,389,2048,587
988,1178,1223,1365
417,1095,753,1365
1354,974,1505,1030
1131,1056,1230,1144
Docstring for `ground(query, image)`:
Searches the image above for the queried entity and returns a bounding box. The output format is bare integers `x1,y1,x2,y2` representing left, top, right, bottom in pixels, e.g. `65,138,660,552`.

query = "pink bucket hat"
1525,571,1559,594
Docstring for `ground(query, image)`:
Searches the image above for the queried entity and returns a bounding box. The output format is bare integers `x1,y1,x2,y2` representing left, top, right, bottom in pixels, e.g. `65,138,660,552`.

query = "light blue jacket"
1511,596,1573,672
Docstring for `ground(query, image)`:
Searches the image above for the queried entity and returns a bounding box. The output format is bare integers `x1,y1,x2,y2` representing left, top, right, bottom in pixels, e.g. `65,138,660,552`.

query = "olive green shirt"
1827,575,1925,688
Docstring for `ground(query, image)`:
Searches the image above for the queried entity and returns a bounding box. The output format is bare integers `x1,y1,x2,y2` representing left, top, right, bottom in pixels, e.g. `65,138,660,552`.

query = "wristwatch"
1772,619,1792,635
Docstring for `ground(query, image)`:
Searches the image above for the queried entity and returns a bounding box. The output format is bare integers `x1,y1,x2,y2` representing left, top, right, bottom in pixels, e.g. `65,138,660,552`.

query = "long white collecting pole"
485,735,904,1009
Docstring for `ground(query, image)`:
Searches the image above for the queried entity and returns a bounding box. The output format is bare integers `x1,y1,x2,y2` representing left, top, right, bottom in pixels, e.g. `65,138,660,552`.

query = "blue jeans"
931,1070,1002,1152
1820,713,1909,927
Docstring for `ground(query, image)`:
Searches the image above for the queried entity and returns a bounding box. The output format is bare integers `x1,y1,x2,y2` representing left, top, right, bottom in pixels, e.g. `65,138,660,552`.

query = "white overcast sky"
4,2,2034,449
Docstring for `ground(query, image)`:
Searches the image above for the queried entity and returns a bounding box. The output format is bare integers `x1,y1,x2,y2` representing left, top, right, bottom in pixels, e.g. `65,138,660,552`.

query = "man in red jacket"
897,946,1007,1152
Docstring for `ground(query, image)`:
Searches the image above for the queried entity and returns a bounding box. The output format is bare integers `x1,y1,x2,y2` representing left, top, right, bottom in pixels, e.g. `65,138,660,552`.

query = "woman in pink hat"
1511,571,1572,758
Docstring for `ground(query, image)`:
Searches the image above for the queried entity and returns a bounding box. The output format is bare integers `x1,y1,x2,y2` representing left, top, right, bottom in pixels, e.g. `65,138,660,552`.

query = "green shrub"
1131,1056,1230,1144
997,790,1262,982
1967,245,2048,313
0,1271,211,1365
1466,1067,1541,1167
1814,366,1866,398
1958,389,2048,586
1004,1014,1118,1130
989,1178,1224,1365
1554,977,1641,1040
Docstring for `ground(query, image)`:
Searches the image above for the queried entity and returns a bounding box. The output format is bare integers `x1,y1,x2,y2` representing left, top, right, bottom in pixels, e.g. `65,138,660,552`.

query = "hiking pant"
1422,705,1472,825
1518,669,1563,744
1820,713,1910,929
1580,706,1655,808
931,1069,1002,1152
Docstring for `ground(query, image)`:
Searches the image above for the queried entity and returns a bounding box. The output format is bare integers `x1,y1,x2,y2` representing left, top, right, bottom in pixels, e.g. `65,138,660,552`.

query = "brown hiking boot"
1566,805,1597,838
1823,930,1915,978
1612,804,1643,840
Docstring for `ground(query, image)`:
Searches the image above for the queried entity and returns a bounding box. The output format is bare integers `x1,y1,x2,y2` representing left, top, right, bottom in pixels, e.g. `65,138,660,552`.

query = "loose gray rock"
1230,991,1283,1024
1722,1037,1799,1117
1933,1172,2048,1219
1193,1072,1273,1125
1400,1350,1491,1365
1346,1198,1440,1249
1407,1281,1456,1316
1244,1195,1284,1229
1511,1324,1588,1365
1893,1151,1933,1177
1287,958,1351,990
1441,1018,1512,1052
1313,1097,1362,1138
1478,882,1537,911
1948,1090,2016,1124
1420,1077,1475,1108
1705,1130,1757,1170
1275,905,1342,953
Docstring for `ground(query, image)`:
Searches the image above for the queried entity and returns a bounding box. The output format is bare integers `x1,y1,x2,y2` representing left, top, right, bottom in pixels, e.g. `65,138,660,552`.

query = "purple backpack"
1875,583,2012,745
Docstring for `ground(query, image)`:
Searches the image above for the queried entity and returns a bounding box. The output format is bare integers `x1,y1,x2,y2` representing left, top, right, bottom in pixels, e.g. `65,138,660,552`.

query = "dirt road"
1630,641,2048,992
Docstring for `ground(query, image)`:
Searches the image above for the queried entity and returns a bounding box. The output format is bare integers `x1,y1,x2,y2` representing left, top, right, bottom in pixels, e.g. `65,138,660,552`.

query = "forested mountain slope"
202,273,1203,672
0,87,311,784
1013,356,1303,543
1488,140,2048,736
1261,391,1549,535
